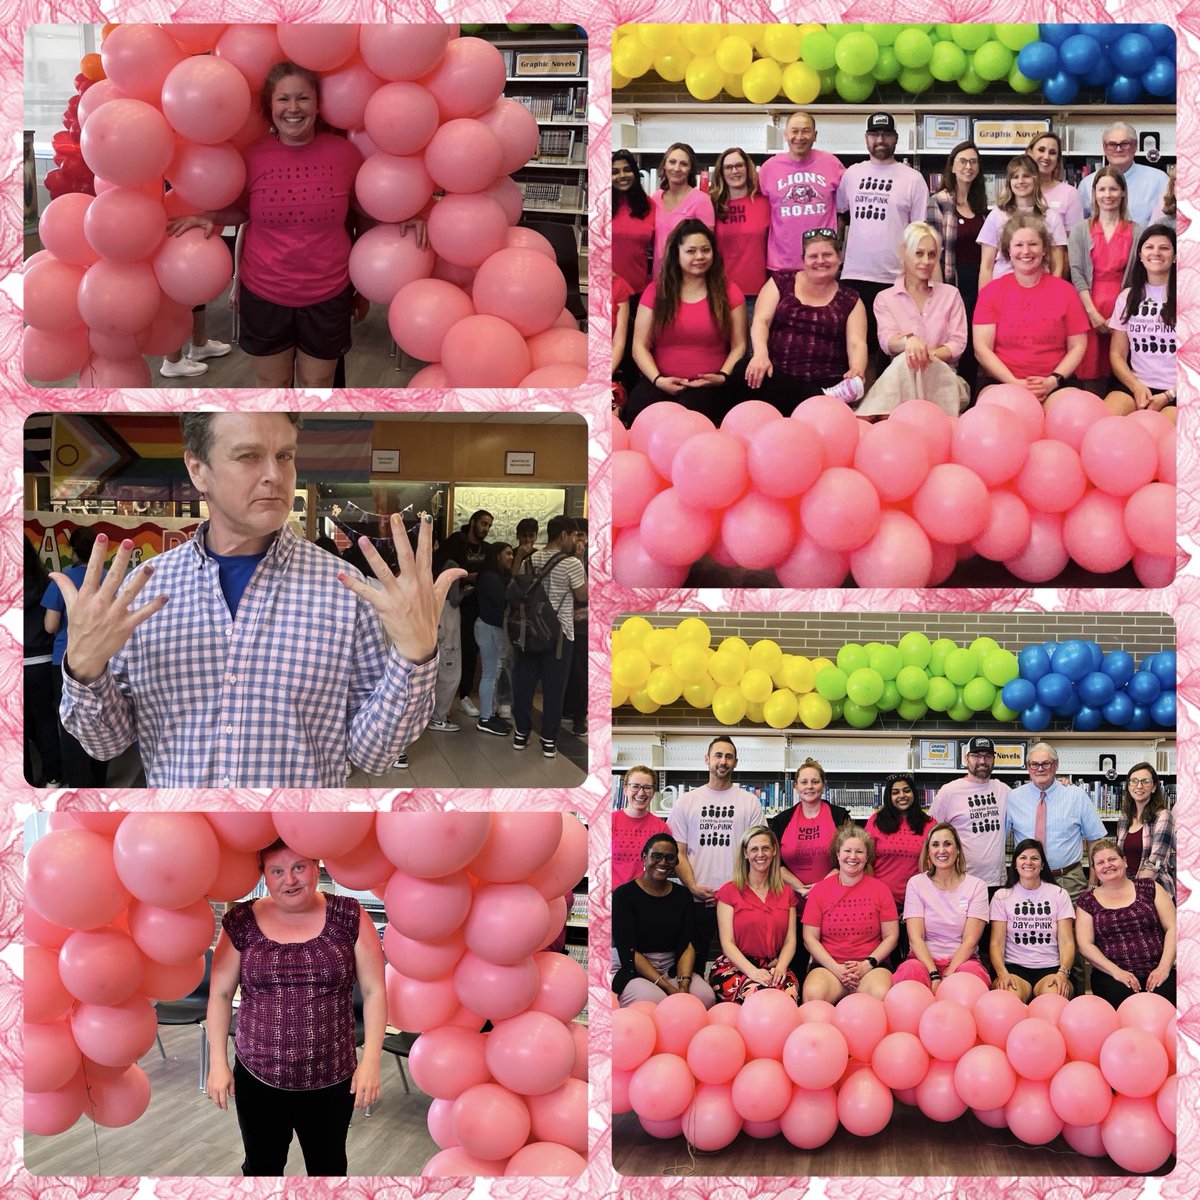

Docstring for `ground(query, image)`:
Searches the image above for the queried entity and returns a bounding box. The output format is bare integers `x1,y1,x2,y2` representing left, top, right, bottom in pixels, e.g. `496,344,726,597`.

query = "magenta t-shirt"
989,880,1074,968
903,872,990,961
803,874,898,961
611,809,670,889
717,881,798,960
973,272,1090,379
864,815,928,908
639,279,745,378
239,133,362,306
714,194,770,297
612,274,634,333
780,805,837,885
757,149,845,271
837,160,930,283
613,204,655,293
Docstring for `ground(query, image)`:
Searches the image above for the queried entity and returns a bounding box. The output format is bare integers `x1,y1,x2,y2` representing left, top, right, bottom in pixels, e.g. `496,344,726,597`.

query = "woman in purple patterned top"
206,839,386,1175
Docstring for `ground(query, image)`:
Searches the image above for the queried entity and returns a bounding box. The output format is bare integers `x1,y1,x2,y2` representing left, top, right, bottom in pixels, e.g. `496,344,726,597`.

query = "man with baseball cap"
930,736,1011,896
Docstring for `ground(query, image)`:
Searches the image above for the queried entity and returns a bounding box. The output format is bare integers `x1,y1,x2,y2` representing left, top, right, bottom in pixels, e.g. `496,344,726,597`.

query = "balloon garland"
611,617,1176,734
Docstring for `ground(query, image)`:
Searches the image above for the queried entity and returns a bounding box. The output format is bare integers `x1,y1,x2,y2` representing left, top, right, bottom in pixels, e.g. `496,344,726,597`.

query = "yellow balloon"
798,23,824,39
748,25,772,58
613,69,631,89
739,667,774,704
764,689,799,729
646,666,684,706
671,643,708,683
611,680,630,708
685,56,724,100
746,700,766,724
772,653,795,688
742,58,783,103
619,615,653,648
610,629,623,655
712,685,748,725
764,25,803,63
681,24,721,56
630,686,661,715
644,627,679,666
613,648,652,689
723,71,746,98
684,677,717,708
613,36,653,79
676,617,712,648
747,639,784,675
798,692,833,730
811,656,835,674
654,48,691,83
708,651,745,686
784,655,817,694
719,636,751,660
782,61,821,103
715,35,754,74
636,24,678,52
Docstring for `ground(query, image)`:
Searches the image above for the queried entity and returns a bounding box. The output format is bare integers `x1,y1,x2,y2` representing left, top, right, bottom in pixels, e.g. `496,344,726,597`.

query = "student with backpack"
507,515,588,760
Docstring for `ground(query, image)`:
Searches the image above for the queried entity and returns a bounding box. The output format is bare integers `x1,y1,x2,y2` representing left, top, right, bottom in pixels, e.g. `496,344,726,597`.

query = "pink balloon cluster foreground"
23,23,587,388
25,810,588,1178
613,977,1176,1173
612,389,1176,588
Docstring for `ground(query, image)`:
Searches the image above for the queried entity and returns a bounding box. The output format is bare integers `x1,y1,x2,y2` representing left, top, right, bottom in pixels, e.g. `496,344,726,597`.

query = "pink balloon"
504,1142,586,1176
871,1030,930,1091
935,972,988,1009
1117,990,1175,1041
737,987,802,1059
914,1059,968,1122
81,99,176,187
505,227,557,260
950,404,1029,485
775,533,849,587
917,1000,976,1061
912,463,991,545
675,1080,739,1150
973,989,1029,1049
39,195,99,268
629,1053,694,1122
1127,407,1174,443
58,928,144,1006
363,82,440,155
953,1044,1015,1110
26,830,130,932
453,952,539,1021
1079,416,1157,495
275,23,359,72
83,188,167,262
830,992,887,1062
1124,482,1175,558
161,56,251,145
977,383,1045,441
78,79,124,127
1058,994,1121,1064
386,968,460,1032
24,256,86,332
427,1096,459,1148
205,812,278,853
1003,510,1069,582
528,953,586,1024
639,407,714,478
167,141,247,210
86,1063,151,1128
849,509,933,587
1062,1120,1107,1157
653,991,710,1057
89,327,142,361
425,119,504,194
70,994,158,1068
442,314,531,387
138,953,206,1002
687,1024,747,1085
377,813,493,878
1101,1095,1174,1172
428,194,510,268
743,1117,783,1138
112,813,220,909
25,1067,87,1135
25,901,72,951
25,946,74,1023
837,1067,893,1136
486,1011,575,1096
1049,1060,1112,1126
615,1009,659,1073
526,326,587,370
406,364,450,387
1043,388,1109,450
973,1105,1009,1130
386,870,472,942
205,844,263,903
522,363,587,387
137,293,193,356
731,1058,792,1123
883,979,937,1035
215,24,283,91
1005,1077,1062,1145
161,23,227,54
485,176,525,225
424,38,507,119
79,356,154,388
468,813,563,883
127,897,214,965
612,526,690,588
1014,440,1088,513
388,278,474,363
451,1081,531,1160
1006,1016,1066,1081
1065,485,1136,570
853,420,929,501
229,107,271,152
1157,427,1176,484
359,24,456,82
1028,992,1069,1028
24,326,90,383
383,922,464,979
1157,1074,1175,1132
780,1021,847,1089
271,813,373,861
746,416,824,498
100,24,183,104
408,1027,490,1100
719,400,778,442
472,248,567,337
722,492,798,570
972,488,1032,561
780,1085,839,1148
477,98,540,174
800,467,881,551
322,830,393,893
317,61,384,132
638,488,718,567
527,1077,586,1153
570,1021,587,1081
612,1066,634,1114
422,1147,508,1177
24,1020,83,1093
463,883,550,965
887,397,955,463
791,394,860,466
355,152,434,224
1100,1026,1168,1097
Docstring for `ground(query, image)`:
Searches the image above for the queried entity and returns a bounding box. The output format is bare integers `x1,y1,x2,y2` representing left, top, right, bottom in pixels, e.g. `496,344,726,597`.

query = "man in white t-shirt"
1076,121,1168,226
666,736,764,967
930,736,1011,894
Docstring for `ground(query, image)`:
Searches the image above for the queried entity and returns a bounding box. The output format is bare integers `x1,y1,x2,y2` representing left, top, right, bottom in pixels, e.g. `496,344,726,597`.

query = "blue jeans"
474,618,506,719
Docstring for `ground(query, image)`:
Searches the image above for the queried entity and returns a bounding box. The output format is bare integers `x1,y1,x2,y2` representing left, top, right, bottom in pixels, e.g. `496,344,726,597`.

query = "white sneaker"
160,356,207,378
189,338,232,361
459,697,480,717
429,718,459,732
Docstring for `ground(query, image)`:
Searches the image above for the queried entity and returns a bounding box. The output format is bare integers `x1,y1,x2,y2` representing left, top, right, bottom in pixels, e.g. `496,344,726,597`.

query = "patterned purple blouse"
224,893,360,1090
767,271,860,381
1076,878,1165,983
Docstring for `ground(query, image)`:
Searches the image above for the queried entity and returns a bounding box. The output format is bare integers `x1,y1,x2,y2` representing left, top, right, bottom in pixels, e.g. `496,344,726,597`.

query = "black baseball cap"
866,113,896,133
967,737,996,754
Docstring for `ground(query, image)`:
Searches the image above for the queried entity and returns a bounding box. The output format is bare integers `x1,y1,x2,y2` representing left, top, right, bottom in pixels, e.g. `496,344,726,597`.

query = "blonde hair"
830,822,875,871
732,825,784,893
919,822,966,877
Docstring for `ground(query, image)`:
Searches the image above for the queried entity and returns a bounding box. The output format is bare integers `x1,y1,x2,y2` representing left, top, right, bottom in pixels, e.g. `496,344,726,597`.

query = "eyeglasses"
803,227,837,242
1128,777,1155,788
1028,760,1058,770
1104,140,1136,151
627,784,654,794
646,851,678,865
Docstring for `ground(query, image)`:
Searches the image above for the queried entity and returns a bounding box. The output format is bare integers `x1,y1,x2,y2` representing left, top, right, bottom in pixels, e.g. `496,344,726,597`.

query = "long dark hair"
942,140,987,216
1005,838,1056,889
1121,761,1169,828
710,146,760,217
479,541,513,582
652,218,731,342
873,773,931,835
613,149,650,220
1121,224,1176,328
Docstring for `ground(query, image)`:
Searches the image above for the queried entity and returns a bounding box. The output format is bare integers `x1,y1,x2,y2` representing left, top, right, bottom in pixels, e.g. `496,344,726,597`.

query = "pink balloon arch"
24,811,588,1177
24,23,585,388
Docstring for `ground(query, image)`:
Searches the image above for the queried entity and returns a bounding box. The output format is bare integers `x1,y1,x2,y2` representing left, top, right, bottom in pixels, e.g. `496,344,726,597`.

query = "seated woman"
709,826,800,1003
1105,224,1177,421
859,223,968,418
973,213,1089,403
977,154,1068,287
894,823,991,991
865,773,932,965
611,833,717,1008
802,823,898,1003
1116,761,1176,900
626,218,747,427
989,838,1075,1002
745,228,867,416
1075,839,1176,1009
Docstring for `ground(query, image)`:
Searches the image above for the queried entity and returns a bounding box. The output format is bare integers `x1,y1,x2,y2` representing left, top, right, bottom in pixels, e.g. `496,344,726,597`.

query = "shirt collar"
188,520,297,565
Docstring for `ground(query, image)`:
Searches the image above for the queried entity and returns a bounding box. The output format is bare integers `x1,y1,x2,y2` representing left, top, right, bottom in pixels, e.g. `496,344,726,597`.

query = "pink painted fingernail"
121,539,133,550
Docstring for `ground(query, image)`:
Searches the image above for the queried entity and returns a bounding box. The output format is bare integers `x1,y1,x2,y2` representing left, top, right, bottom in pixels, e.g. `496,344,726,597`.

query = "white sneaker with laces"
160,357,207,378
459,696,480,717
188,339,233,361
429,718,460,732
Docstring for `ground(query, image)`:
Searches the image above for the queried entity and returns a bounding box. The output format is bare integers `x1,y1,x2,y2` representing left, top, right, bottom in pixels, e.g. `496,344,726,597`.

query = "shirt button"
226,628,233,637
223,776,231,786
225,724,233,734
228,674,237,683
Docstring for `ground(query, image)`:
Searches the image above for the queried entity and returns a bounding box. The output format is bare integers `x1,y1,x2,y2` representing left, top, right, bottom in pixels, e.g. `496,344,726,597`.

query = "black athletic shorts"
238,282,354,361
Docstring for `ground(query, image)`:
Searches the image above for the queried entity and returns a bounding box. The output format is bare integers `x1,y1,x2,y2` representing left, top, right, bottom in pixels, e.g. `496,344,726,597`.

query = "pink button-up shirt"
873,280,968,364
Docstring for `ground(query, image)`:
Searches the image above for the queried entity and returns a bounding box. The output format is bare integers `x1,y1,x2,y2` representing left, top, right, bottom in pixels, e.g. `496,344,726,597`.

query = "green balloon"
994,23,1038,52
898,66,934,94
830,699,844,721
944,648,979,687
925,676,956,712
836,31,879,75
827,24,863,41
896,665,930,700
929,638,958,677
835,69,876,102
873,46,902,83
869,644,903,681
818,68,837,95
863,24,901,46
816,666,849,702
877,681,902,712
973,41,1013,82
898,631,932,668
929,42,968,82
863,641,884,656
934,25,955,43
893,28,933,68
948,699,975,722
837,643,869,675
982,648,1020,687
843,699,878,729
1008,63,1040,94
957,67,989,94
951,25,993,52
992,695,1019,722
970,636,1001,659
962,677,997,711
846,667,885,706
507,24,532,31
462,23,484,32
801,30,838,71
897,698,928,722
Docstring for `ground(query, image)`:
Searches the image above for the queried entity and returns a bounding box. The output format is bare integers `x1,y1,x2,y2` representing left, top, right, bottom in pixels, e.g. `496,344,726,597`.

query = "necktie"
1035,789,1048,850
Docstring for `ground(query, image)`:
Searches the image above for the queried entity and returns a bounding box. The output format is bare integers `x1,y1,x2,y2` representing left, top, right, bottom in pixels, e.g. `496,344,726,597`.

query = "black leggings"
622,363,746,428
1089,966,1176,1009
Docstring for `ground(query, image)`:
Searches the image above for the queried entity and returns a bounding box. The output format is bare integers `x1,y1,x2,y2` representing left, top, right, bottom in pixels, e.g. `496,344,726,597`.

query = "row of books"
511,86,587,120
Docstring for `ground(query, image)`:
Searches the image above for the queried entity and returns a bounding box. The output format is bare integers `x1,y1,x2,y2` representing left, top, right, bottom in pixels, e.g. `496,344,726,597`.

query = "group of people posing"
612,112,1176,427
611,736,1176,1013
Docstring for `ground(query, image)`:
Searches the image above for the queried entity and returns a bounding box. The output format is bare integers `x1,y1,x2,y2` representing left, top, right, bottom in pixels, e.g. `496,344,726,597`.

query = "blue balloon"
1078,23,1118,46
1103,692,1134,727
1101,649,1134,687
1142,56,1176,97
1082,56,1115,88
1021,702,1052,733
1054,692,1081,719
1150,690,1176,728
1126,704,1152,732
1017,41,1059,82
1018,646,1051,682
1039,25,1078,48
1042,641,1059,657
1044,71,1081,105
1037,672,1073,708
1112,32,1155,75
1078,671,1116,708
1052,641,1090,683
1143,24,1176,55
1002,678,1038,711
1105,73,1143,104
1073,705,1103,732
1058,34,1102,75
1127,671,1162,705
1150,650,1176,688
1084,642,1104,672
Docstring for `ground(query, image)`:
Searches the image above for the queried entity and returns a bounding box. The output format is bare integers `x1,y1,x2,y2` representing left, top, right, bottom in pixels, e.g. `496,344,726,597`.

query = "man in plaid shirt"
55,413,462,787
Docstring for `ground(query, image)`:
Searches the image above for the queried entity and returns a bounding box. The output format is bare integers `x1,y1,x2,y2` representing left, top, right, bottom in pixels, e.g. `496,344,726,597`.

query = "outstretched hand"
50,535,169,684
337,514,465,663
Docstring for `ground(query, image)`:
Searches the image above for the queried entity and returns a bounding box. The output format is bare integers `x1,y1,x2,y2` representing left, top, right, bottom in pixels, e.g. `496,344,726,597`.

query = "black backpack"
505,552,569,656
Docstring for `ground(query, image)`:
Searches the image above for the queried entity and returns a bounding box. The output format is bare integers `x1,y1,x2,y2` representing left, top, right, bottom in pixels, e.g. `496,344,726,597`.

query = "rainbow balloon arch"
612,982,1176,1173
24,23,586,389
611,22,1176,105
611,616,1176,735
24,812,588,1177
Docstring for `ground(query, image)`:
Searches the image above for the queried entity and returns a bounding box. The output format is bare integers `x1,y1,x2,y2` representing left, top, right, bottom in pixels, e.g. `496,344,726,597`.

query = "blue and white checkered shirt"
60,522,436,787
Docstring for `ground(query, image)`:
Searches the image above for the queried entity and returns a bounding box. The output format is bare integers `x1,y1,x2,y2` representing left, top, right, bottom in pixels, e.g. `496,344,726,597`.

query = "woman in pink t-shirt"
649,142,716,277
865,773,931,965
802,824,898,1003
710,147,770,320
612,149,655,295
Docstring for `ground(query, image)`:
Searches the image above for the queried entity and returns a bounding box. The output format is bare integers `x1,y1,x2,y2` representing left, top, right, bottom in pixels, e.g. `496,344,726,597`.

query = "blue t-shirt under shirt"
209,549,267,618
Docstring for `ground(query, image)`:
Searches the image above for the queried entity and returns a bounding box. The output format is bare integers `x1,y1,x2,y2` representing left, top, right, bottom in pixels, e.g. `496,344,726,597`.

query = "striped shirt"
60,522,436,787
528,547,586,640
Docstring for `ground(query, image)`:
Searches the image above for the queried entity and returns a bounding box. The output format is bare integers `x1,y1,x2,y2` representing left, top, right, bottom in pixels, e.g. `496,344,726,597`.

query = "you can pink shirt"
714,193,770,296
